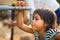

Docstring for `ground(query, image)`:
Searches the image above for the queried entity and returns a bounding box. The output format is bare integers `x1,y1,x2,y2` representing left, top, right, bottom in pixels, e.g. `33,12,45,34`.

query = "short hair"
33,9,58,31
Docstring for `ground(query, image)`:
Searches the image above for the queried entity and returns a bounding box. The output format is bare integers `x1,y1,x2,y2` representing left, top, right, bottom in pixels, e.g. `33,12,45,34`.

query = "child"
17,9,60,40
34,0,60,25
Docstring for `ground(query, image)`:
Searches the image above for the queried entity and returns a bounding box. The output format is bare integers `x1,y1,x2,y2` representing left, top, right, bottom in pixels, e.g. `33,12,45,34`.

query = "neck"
39,29,46,40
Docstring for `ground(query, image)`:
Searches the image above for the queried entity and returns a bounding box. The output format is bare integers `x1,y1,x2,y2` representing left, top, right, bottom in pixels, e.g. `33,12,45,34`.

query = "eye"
35,18,39,20
33,17,39,20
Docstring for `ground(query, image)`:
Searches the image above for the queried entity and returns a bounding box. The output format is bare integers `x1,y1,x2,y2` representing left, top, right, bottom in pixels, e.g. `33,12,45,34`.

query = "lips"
31,23,34,27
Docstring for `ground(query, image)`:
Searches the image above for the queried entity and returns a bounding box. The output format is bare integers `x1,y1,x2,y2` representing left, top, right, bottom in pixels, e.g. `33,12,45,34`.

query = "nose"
31,19,35,23
31,20,35,25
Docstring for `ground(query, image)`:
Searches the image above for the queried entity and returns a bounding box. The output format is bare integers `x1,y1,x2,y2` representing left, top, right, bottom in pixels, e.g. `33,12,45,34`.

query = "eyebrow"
34,16,39,19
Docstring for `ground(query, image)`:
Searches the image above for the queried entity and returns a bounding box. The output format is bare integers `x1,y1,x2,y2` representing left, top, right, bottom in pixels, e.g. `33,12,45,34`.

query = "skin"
17,11,60,40
31,13,45,31
53,32,60,40
32,13,46,40
17,11,33,33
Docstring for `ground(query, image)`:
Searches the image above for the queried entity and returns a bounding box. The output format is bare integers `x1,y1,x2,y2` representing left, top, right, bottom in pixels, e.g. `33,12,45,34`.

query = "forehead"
33,12,44,20
33,13,39,17
33,13,41,19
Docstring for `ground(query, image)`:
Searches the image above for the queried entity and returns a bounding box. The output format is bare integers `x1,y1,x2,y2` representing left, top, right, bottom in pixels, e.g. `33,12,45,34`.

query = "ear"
44,23,48,27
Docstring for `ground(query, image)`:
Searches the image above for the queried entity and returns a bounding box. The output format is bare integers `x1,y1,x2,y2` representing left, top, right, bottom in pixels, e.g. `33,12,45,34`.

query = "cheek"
37,20,44,27
36,22,43,29
31,21,44,31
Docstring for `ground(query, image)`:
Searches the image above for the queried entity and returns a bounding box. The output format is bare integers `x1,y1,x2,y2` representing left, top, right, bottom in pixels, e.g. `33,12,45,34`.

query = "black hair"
33,9,56,31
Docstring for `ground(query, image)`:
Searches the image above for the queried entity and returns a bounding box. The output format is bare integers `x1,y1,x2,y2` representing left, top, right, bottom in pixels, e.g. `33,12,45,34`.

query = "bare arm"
17,10,33,33
53,32,60,40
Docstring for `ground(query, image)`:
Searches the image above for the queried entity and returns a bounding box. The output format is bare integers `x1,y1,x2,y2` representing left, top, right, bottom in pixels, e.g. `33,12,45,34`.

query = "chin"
32,28,39,31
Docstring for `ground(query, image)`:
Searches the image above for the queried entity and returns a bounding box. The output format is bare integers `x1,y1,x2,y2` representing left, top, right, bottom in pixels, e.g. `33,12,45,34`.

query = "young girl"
34,0,60,25
17,9,60,40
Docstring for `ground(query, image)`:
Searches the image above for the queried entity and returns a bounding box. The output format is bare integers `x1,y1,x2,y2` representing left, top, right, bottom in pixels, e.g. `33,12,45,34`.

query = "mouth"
31,23,34,26
31,25,34,28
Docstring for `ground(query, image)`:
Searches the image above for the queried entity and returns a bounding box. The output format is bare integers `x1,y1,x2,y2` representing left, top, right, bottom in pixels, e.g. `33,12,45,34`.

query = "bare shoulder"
53,32,60,40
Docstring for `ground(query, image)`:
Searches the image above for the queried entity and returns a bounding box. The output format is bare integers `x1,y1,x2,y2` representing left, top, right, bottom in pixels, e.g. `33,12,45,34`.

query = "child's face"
31,13,45,31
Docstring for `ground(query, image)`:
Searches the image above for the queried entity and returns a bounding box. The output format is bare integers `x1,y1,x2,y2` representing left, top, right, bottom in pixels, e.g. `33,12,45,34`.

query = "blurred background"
0,0,60,40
